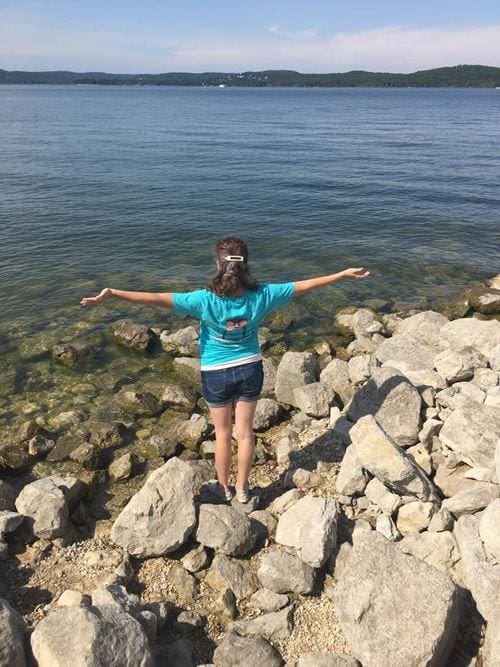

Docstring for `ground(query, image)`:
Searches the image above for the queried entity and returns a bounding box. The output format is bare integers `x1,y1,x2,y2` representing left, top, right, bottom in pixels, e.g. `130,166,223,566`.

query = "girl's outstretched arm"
80,288,173,308
294,267,370,296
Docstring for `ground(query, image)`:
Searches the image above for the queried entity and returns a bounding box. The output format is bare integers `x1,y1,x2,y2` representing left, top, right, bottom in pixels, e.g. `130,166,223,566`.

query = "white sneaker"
235,483,250,504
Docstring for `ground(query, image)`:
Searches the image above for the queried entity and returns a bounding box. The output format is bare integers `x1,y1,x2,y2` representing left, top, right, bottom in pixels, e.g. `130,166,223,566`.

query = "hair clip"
223,255,245,262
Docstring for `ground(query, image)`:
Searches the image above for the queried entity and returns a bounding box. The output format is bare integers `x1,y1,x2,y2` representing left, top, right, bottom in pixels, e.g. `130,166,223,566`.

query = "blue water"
0,85,499,328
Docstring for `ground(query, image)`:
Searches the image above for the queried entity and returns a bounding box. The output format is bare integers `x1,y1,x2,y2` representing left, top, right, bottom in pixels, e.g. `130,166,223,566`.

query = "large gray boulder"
454,514,500,622
320,359,355,407
293,382,336,418
0,597,27,667
213,632,282,667
275,352,319,406
375,335,438,374
196,504,256,556
257,550,316,595
15,478,68,539
440,318,500,358
30,605,153,667
333,531,459,667
439,400,500,469
111,457,198,557
348,367,422,446
275,496,337,567
350,415,436,501
394,311,448,348
442,485,498,518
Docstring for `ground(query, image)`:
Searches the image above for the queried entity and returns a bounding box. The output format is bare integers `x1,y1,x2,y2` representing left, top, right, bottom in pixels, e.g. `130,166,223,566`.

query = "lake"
0,85,499,347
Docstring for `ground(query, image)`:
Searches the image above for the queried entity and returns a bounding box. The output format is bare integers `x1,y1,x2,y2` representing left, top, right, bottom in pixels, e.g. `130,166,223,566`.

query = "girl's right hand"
343,267,371,280
80,288,112,307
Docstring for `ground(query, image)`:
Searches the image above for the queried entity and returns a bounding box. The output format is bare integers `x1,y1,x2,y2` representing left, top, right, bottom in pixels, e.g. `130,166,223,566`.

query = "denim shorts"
201,360,264,408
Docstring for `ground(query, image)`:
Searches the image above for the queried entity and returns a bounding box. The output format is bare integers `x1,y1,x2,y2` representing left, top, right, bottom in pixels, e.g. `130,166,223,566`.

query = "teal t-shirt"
172,282,295,369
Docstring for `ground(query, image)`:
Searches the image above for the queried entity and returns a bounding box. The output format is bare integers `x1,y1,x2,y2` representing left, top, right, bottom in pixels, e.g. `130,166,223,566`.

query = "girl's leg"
234,399,258,491
209,403,234,487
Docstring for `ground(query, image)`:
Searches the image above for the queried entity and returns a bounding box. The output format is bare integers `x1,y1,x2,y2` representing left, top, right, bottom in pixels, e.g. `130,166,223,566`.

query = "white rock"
350,415,436,501
348,355,374,385
160,326,199,356
394,311,449,348
471,367,498,391
196,504,256,556
375,514,400,541
15,478,68,539
375,335,438,373
434,347,486,383
275,496,338,567
439,399,500,469
440,318,500,358
435,382,485,410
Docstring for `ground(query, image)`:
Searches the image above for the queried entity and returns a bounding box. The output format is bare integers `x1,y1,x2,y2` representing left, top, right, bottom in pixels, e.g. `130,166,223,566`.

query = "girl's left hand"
343,267,371,280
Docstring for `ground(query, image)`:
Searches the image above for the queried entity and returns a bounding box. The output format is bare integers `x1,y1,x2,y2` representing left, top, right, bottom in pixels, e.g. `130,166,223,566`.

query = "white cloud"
0,7,499,73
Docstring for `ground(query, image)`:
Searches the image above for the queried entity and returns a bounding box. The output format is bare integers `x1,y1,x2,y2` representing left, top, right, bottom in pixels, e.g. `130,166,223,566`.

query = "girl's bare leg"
209,403,234,487
234,399,258,491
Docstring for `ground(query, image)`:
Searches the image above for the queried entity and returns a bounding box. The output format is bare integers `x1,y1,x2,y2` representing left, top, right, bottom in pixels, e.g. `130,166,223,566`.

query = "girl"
81,237,369,503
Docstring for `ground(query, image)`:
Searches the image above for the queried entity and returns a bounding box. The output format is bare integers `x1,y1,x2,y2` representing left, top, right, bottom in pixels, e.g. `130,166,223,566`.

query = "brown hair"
208,237,259,297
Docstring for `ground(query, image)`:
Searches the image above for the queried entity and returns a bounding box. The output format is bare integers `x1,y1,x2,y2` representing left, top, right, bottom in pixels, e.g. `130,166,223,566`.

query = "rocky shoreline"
1,277,499,666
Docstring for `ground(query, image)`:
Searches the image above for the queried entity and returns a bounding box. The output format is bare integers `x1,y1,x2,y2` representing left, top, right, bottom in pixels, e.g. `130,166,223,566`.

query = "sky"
1,0,499,73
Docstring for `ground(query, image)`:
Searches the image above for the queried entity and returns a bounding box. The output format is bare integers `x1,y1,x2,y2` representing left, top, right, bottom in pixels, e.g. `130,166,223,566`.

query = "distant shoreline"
1,64,499,87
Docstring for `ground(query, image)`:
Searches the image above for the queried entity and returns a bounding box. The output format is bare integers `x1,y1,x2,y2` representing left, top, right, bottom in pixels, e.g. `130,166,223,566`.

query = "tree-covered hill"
0,64,499,87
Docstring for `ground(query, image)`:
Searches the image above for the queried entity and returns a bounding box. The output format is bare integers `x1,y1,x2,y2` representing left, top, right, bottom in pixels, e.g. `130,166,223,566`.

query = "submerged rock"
52,342,92,367
109,320,155,352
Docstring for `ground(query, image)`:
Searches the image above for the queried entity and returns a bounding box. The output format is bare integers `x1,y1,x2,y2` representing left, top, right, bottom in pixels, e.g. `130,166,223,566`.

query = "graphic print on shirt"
222,318,249,341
